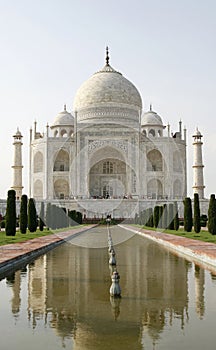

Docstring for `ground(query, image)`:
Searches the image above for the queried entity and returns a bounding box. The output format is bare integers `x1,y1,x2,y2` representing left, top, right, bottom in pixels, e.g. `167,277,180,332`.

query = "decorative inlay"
88,140,128,154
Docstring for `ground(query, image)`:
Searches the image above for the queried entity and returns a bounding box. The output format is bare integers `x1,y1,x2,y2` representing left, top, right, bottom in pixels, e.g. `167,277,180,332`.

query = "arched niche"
173,151,183,172
54,179,69,199
147,149,163,171
33,151,44,173
173,179,182,198
33,179,43,199
147,179,163,199
53,149,69,172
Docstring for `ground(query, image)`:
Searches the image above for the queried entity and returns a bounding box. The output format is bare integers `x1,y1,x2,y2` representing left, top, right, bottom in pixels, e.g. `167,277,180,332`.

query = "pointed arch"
147,149,163,171
173,179,182,198
147,179,163,199
33,179,43,199
54,179,69,199
53,149,69,172
33,151,43,173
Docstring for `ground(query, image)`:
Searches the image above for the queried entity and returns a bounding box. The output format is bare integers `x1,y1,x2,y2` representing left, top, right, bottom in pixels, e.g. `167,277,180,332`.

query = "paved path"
120,225,216,272
0,225,96,276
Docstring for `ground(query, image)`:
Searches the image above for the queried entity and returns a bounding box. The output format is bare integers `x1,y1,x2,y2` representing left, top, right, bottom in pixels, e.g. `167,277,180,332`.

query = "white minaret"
11,128,23,200
192,128,205,199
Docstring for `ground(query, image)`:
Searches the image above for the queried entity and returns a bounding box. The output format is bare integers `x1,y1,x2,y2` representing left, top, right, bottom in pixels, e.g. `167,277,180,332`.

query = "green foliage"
173,202,179,231
153,206,160,228
146,208,154,227
200,214,207,227
183,197,193,232
158,206,163,229
162,204,168,229
28,198,37,233
168,203,174,230
5,190,17,236
39,202,45,231
208,194,216,235
20,194,28,234
46,202,52,229
76,211,83,224
193,193,201,233
68,209,83,225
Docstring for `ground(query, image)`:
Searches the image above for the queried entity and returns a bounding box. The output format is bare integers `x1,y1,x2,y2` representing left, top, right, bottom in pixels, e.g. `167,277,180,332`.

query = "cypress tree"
162,204,168,229
46,202,51,229
153,206,160,228
39,202,45,231
208,194,216,235
147,208,154,227
76,211,83,224
208,194,215,234
173,201,179,231
28,198,37,232
194,193,201,233
168,203,175,230
158,206,163,229
20,194,28,234
5,189,17,236
184,197,193,232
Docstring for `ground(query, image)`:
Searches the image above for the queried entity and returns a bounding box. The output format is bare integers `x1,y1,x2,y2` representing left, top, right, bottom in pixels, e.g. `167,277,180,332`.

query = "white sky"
0,0,215,199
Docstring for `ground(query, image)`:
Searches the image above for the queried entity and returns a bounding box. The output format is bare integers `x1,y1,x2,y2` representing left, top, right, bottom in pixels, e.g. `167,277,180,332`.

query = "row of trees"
135,192,213,234
135,202,179,231
183,193,215,234
5,190,82,236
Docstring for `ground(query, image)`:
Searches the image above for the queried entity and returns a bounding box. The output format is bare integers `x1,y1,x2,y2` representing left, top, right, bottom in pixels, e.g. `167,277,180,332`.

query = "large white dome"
73,51,142,125
74,64,142,111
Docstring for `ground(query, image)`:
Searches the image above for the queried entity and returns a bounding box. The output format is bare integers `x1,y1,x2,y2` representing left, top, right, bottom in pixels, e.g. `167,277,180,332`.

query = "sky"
0,0,216,199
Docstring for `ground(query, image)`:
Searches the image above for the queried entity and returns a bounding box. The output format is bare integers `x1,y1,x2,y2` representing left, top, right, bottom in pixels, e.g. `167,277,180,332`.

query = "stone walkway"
0,225,96,276
121,225,216,273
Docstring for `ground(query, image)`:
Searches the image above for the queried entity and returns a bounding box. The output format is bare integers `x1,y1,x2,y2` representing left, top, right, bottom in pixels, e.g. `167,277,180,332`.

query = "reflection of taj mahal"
11,48,206,217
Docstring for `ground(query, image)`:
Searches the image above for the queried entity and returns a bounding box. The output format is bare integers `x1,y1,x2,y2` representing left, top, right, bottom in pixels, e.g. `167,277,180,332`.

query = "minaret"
11,128,23,200
192,128,205,199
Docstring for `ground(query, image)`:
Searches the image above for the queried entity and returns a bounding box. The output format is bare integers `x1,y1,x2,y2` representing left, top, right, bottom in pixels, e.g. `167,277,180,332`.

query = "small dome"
141,106,163,126
193,127,202,137
51,105,74,127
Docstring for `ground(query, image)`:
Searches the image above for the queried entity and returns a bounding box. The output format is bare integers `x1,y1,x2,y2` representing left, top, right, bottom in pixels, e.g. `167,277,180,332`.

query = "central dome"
73,49,142,125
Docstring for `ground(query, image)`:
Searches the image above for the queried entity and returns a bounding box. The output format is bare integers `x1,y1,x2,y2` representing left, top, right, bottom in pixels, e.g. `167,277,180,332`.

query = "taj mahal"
11,48,206,218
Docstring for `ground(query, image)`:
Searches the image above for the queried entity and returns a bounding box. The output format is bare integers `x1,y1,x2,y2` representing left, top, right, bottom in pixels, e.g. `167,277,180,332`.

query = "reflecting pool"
0,225,216,349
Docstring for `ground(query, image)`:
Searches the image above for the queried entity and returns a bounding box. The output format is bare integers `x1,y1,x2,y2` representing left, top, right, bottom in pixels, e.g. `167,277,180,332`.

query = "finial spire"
150,103,152,111
106,46,110,66
64,104,66,111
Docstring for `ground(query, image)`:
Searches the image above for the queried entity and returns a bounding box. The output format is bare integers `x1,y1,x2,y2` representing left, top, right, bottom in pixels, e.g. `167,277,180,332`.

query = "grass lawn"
0,226,84,246
137,225,216,244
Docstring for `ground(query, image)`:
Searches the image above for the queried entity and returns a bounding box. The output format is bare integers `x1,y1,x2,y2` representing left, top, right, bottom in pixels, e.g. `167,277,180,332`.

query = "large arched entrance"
89,158,126,198
88,146,128,198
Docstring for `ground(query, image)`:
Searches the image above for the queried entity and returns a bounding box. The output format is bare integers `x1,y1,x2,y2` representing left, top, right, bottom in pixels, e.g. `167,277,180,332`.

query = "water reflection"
1,226,216,349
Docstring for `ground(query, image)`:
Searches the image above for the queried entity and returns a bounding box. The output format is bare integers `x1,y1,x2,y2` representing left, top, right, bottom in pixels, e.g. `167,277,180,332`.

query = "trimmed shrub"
28,198,37,232
146,208,154,227
162,204,168,229
193,193,201,233
39,202,45,231
168,203,174,230
153,206,160,228
20,194,28,234
184,197,193,232
173,202,179,231
157,206,163,229
5,190,17,236
208,194,216,235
